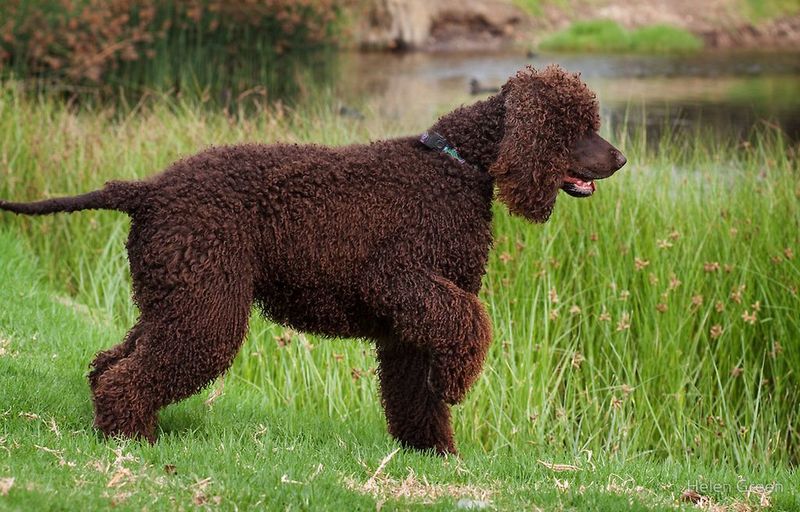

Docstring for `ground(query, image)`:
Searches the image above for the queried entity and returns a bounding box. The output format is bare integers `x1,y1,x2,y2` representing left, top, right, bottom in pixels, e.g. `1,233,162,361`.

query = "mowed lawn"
1,88,799,510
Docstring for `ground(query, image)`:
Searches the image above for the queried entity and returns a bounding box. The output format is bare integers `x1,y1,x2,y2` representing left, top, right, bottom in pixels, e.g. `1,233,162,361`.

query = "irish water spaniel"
1,65,626,455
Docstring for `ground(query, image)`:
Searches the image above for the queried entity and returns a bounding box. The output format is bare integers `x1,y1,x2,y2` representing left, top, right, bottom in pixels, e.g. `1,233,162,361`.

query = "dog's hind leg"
88,321,143,391
376,338,456,455
91,278,253,442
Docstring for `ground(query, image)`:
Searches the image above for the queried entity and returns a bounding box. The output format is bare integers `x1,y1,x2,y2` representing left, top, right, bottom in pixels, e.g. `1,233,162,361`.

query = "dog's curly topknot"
490,65,600,222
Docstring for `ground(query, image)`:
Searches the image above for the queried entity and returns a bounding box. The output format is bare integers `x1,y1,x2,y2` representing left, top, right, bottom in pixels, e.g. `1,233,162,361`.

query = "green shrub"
540,20,703,54
0,0,345,98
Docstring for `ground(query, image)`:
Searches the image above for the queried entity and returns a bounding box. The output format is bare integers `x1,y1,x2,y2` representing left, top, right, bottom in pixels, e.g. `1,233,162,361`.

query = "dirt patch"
573,0,740,32
535,0,800,49
700,15,800,49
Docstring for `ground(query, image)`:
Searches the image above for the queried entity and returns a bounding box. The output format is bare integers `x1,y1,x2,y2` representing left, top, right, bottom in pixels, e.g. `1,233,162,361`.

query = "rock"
354,0,526,51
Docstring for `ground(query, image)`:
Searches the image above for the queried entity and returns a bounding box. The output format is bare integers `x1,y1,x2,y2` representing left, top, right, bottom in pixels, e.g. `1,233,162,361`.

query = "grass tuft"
540,20,703,54
744,0,800,20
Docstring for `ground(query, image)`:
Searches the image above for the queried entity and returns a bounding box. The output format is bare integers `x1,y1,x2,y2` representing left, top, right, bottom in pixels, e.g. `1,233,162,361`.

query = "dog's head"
490,65,626,222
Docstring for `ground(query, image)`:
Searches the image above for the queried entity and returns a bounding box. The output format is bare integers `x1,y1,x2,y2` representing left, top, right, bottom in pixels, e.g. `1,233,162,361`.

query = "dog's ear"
490,65,600,222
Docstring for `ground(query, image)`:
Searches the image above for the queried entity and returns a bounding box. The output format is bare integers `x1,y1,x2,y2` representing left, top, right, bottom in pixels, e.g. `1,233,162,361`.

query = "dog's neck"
428,92,506,172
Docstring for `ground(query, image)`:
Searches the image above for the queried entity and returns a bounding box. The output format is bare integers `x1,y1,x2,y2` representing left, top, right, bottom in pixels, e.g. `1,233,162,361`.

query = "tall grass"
0,83,798,467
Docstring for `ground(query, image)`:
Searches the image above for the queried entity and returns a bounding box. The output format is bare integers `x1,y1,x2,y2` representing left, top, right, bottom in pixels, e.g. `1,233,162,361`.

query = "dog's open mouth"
562,175,596,198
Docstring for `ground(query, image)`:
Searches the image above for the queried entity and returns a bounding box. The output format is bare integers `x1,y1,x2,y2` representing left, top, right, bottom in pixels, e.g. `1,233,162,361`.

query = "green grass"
743,0,800,20
513,0,541,15
540,20,703,54
513,0,574,17
513,0,556,16
1,85,799,509
1,231,798,510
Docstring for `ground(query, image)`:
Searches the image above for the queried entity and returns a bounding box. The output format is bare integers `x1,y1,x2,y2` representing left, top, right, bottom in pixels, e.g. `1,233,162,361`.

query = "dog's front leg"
376,339,457,455
367,270,493,453
395,272,492,405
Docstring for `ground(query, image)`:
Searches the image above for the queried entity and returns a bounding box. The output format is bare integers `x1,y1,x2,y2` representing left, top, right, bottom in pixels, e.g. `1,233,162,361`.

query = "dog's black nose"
613,150,627,170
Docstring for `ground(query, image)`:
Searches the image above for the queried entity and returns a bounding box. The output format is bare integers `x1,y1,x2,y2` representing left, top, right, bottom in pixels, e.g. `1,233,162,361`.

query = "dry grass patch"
0,477,14,496
681,484,776,511
345,470,494,507
0,334,17,358
344,448,494,507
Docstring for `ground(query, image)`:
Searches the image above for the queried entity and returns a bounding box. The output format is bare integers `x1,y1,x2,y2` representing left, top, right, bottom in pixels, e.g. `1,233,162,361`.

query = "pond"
332,50,800,142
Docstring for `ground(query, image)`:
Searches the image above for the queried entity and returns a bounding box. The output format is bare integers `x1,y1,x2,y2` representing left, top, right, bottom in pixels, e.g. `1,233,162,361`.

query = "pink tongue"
564,176,596,192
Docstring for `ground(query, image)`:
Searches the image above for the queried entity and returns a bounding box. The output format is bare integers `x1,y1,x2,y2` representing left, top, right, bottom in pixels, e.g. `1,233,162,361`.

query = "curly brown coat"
0,65,624,455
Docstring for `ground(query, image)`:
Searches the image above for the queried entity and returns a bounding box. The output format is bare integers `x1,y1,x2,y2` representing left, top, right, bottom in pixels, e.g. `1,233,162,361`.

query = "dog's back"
121,140,495,338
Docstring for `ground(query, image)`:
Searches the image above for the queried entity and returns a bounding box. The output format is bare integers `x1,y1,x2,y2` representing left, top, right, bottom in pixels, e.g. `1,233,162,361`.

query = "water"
332,50,800,141
16,46,798,142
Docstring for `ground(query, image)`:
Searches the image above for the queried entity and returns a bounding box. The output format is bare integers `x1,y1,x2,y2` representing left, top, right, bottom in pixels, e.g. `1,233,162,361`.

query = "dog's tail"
0,180,146,216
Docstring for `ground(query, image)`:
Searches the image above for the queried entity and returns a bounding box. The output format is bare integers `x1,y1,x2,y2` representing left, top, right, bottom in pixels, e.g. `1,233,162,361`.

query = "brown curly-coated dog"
1,65,625,455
